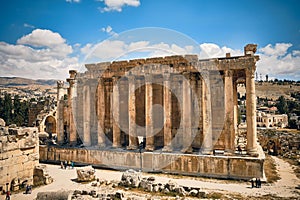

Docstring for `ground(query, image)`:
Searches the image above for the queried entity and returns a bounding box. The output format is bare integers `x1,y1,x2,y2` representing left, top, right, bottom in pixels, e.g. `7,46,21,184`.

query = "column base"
145,145,154,151
83,142,91,147
247,148,259,157
162,146,173,152
97,143,106,149
181,147,193,154
224,149,235,156
112,144,122,148
201,148,213,155
127,145,138,150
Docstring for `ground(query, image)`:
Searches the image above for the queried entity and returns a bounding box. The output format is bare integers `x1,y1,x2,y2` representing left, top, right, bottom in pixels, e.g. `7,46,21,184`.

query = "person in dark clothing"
251,179,254,188
258,178,262,188
255,178,259,188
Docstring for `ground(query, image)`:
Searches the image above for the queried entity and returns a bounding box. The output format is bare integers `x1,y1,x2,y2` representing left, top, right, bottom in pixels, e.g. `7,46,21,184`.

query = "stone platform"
39,146,265,180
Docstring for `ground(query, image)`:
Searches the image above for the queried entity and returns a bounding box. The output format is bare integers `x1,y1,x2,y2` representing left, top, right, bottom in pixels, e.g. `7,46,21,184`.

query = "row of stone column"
59,68,258,156
99,72,215,153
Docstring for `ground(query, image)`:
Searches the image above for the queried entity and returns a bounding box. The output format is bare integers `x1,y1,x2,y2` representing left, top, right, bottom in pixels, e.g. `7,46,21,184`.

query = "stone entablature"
57,44,260,157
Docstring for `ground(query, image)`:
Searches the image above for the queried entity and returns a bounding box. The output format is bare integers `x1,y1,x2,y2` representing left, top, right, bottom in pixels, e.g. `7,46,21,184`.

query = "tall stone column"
201,70,213,154
56,81,65,145
97,78,106,148
127,75,137,150
162,72,172,152
83,83,91,146
246,68,258,156
233,82,238,136
182,72,192,153
224,70,235,154
67,70,77,146
145,73,154,151
112,76,121,148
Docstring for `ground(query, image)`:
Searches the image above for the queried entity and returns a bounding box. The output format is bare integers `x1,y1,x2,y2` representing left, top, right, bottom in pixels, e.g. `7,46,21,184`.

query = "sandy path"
5,156,300,199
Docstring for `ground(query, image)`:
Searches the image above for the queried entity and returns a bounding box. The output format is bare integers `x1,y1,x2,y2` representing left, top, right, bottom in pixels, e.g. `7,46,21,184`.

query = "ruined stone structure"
41,44,265,180
0,124,39,192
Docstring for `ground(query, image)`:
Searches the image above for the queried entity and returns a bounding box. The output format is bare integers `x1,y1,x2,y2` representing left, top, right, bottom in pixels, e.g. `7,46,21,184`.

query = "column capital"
67,79,77,87
69,70,77,79
246,67,255,78
201,70,210,80
145,73,152,83
112,76,120,85
57,80,64,88
163,72,171,81
224,70,233,77
128,74,136,82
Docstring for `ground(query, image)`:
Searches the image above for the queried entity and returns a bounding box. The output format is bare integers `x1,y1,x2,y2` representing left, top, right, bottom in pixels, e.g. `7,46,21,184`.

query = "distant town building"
257,111,288,128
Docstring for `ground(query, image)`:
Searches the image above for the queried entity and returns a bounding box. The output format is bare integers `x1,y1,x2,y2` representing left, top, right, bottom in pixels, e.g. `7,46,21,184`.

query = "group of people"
61,160,74,169
251,178,262,188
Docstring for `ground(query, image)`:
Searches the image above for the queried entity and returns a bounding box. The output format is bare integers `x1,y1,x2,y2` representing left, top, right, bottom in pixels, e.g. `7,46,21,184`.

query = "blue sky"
0,0,299,80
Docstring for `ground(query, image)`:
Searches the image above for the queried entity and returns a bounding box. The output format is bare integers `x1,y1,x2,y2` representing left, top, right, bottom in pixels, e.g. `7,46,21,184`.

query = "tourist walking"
68,160,71,169
5,190,10,200
60,161,64,169
64,160,67,169
71,161,74,169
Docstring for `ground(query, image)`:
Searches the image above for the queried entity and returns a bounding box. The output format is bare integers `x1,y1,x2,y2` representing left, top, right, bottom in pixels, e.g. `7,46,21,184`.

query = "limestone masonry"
0,124,39,192
40,44,265,180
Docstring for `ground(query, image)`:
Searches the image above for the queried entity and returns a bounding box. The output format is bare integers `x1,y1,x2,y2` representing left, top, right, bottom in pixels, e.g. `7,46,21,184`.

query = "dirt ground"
4,156,300,200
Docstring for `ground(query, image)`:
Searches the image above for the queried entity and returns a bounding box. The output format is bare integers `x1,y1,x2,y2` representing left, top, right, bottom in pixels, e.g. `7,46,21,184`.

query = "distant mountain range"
0,77,57,87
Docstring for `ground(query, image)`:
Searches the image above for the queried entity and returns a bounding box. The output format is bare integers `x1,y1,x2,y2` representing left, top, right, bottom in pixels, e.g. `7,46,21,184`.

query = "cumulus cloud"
257,43,300,80
199,43,242,58
81,40,197,62
98,0,140,12
0,29,79,79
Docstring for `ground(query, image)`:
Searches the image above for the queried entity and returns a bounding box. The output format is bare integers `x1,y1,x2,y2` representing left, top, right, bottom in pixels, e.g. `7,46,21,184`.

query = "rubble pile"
76,165,96,182
118,170,207,198
258,130,300,162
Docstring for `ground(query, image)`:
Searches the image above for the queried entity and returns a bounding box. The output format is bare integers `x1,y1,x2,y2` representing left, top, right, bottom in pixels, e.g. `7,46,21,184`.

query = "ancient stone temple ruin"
40,44,265,180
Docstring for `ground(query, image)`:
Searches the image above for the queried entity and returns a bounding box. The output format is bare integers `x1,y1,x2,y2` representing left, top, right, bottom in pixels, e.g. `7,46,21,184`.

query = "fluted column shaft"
83,84,91,146
201,71,213,154
97,78,106,148
246,68,258,156
68,78,77,145
182,72,192,153
145,74,154,151
162,73,172,152
112,76,121,148
224,70,235,154
128,75,137,149
56,81,65,145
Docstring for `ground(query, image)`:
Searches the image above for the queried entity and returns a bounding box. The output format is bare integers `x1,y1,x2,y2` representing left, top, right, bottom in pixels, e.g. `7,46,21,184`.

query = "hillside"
0,77,57,87
238,82,300,100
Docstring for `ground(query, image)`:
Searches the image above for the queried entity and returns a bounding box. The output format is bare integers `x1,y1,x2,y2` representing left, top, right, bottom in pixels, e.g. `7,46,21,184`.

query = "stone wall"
0,125,39,192
39,146,265,180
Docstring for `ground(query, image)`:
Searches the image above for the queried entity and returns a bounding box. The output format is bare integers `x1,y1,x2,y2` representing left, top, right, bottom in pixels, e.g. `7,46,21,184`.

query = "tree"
1,93,13,124
276,96,288,114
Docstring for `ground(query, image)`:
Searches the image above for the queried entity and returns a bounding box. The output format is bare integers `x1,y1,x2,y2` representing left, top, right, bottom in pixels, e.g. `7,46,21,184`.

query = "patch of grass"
264,155,280,183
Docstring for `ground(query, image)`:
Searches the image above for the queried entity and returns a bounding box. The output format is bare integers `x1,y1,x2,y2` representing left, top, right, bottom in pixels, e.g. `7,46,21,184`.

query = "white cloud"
0,29,79,79
199,43,242,58
101,25,117,36
99,0,140,12
66,0,80,3
23,23,35,29
257,43,300,80
259,43,292,57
